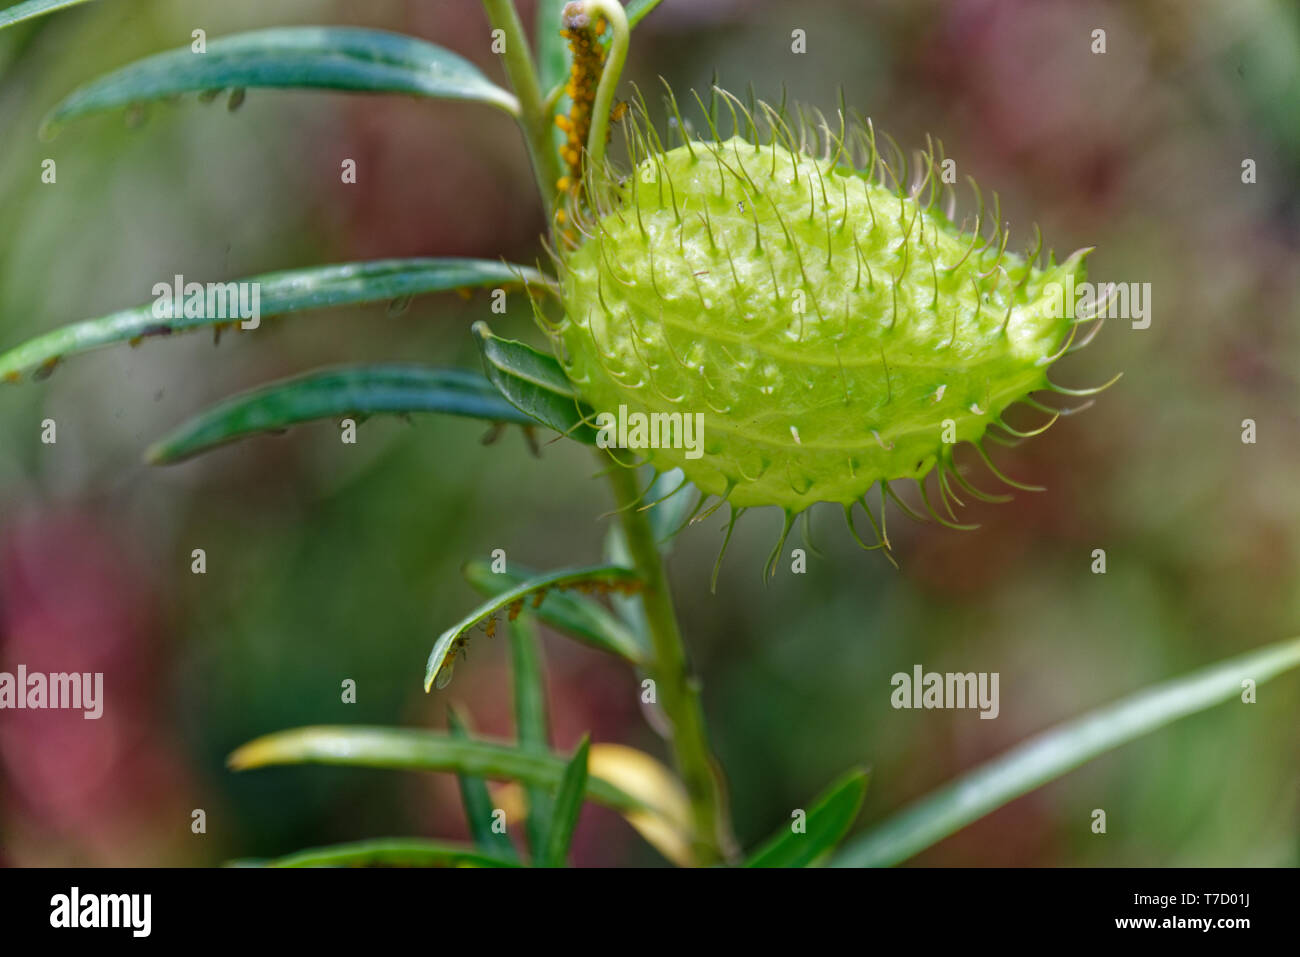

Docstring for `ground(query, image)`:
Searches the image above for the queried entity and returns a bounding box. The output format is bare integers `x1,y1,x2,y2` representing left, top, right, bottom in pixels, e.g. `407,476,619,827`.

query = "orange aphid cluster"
503,576,643,627
554,11,607,208
456,575,643,672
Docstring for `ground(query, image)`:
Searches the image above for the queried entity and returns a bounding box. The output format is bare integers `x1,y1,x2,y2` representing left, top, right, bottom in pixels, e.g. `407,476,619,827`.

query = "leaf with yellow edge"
227,725,647,816
496,742,695,867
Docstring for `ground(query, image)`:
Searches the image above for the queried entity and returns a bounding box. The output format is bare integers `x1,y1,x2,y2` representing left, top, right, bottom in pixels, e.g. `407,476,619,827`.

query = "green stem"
496,0,730,865
482,0,564,216
604,458,735,865
573,0,629,175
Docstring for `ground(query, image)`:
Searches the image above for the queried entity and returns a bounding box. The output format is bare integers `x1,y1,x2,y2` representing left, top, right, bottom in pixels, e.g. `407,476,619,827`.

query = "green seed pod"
552,102,1100,540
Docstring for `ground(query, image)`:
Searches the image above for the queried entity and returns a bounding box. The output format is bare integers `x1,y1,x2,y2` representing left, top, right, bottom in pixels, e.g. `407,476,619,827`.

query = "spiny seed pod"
548,92,1109,559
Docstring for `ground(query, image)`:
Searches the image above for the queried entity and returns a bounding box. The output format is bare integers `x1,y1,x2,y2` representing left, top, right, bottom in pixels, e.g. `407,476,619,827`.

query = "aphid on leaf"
434,634,468,691
425,564,642,692
33,357,60,381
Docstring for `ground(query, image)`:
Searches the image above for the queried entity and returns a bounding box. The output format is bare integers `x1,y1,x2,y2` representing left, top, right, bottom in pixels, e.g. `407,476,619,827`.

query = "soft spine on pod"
546,90,1106,560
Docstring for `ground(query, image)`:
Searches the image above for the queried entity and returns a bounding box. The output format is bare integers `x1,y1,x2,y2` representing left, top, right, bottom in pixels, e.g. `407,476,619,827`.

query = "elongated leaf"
448,708,519,862
506,617,554,859
626,0,666,29
43,26,517,135
587,744,694,867
537,0,571,157
0,259,549,384
835,635,1300,867
146,364,533,464
473,321,597,443
745,768,869,868
464,559,650,664
535,0,571,96
492,743,695,867
645,467,695,551
603,524,650,648
541,735,590,867
0,0,93,31
227,725,647,816
426,563,642,691
247,838,520,868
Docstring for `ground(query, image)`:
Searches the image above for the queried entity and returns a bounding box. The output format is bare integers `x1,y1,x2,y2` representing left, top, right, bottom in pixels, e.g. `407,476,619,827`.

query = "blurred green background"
0,0,1297,866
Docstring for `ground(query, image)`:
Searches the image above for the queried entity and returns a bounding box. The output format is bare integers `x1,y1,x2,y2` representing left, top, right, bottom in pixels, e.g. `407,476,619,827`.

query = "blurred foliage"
0,0,1297,866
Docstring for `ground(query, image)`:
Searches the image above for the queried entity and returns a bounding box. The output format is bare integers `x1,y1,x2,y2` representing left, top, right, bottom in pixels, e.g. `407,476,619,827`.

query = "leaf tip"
422,655,440,693
572,731,592,758
37,114,62,143
142,441,170,466
225,743,258,771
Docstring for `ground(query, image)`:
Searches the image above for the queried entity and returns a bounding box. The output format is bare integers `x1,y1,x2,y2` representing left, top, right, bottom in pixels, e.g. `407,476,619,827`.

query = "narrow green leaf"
426,563,642,691
537,0,571,157
535,0,571,97
145,364,533,464
447,708,519,863
507,617,555,859
248,838,520,868
834,635,1300,867
645,467,695,551
541,735,590,867
0,0,94,31
626,0,666,30
43,26,517,135
603,524,650,649
464,559,650,664
745,768,869,868
602,468,696,667
472,320,597,444
0,259,550,384
228,725,648,816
